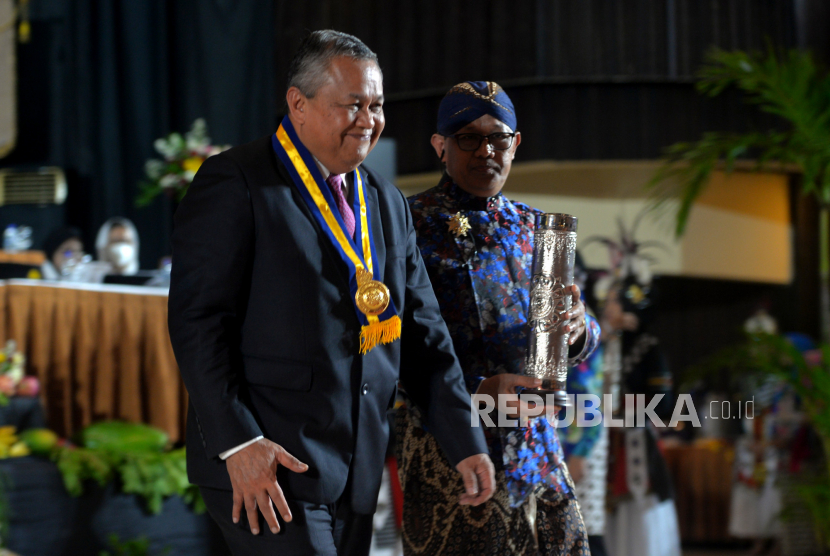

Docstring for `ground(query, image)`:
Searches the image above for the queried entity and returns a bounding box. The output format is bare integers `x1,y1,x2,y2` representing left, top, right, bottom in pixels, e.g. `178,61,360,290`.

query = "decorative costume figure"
559,255,609,556
589,219,681,556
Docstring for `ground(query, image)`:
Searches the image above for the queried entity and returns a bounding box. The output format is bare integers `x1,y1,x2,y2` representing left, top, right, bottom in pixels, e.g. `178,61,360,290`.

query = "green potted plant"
649,45,830,550
689,333,830,548
648,45,830,342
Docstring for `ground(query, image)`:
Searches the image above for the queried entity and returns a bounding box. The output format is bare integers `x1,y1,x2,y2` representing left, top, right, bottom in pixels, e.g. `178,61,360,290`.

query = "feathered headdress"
583,211,667,309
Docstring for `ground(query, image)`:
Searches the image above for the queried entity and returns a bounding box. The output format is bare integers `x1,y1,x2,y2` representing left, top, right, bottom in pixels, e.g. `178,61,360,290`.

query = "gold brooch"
448,213,471,237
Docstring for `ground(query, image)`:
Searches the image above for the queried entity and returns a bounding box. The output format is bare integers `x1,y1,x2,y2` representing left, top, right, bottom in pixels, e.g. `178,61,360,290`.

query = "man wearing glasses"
396,81,599,555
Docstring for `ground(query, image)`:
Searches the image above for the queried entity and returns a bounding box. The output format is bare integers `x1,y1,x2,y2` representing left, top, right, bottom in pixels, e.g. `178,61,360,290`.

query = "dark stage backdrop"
2,0,829,371
271,0,827,368
5,0,824,268
2,0,276,269
272,0,830,175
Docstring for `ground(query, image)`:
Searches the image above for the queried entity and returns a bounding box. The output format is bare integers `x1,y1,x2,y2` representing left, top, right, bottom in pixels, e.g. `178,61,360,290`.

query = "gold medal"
274,119,401,354
355,268,390,317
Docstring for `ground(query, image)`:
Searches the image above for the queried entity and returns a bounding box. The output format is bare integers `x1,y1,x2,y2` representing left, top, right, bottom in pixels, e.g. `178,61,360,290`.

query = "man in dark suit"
168,30,494,555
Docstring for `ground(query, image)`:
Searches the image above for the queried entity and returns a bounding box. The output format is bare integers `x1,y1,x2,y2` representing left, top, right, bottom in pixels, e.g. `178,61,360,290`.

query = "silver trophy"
523,213,577,407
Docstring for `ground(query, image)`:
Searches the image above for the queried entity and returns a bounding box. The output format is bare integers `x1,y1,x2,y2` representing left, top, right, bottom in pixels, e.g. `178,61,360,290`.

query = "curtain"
9,0,275,269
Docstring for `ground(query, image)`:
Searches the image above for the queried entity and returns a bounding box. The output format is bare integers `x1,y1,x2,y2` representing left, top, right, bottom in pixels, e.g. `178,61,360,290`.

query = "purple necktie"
326,173,355,239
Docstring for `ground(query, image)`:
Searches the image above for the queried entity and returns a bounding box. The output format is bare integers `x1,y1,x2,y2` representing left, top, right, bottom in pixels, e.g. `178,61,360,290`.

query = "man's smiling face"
291,56,385,175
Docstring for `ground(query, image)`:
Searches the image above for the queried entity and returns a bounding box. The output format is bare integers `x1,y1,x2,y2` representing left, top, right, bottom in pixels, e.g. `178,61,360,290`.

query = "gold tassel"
359,316,402,354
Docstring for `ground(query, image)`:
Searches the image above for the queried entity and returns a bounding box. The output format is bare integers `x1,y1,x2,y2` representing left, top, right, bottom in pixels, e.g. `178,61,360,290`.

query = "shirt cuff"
219,436,263,460
568,315,600,366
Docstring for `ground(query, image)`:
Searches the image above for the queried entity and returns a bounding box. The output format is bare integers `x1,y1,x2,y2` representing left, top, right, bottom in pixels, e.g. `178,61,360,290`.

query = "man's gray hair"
287,30,380,98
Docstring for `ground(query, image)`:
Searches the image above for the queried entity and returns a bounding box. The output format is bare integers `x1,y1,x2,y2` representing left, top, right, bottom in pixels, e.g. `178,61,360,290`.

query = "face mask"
107,242,135,268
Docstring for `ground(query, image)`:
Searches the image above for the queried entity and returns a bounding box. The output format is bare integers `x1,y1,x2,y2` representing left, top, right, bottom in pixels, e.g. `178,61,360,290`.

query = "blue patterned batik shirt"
408,175,601,505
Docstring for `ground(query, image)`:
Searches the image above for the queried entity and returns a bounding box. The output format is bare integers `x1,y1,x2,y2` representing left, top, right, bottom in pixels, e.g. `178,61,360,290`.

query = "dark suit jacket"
168,135,486,514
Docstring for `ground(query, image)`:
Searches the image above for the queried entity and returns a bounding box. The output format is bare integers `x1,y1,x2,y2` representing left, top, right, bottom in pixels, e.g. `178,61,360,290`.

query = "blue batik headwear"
437,81,517,136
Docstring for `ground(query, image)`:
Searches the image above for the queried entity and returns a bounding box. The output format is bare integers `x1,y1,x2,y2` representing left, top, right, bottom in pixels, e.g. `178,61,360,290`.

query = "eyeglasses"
449,132,516,152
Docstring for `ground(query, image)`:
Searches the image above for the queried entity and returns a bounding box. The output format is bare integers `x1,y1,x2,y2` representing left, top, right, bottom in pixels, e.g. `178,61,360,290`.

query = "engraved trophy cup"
523,213,577,407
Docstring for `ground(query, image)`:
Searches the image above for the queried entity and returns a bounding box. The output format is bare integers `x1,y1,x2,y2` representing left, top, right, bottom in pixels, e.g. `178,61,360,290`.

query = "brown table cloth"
663,441,735,543
0,250,46,265
0,280,186,442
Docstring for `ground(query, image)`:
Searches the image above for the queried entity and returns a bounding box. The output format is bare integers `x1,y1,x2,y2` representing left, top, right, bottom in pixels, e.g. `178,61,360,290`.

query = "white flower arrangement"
136,119,231,206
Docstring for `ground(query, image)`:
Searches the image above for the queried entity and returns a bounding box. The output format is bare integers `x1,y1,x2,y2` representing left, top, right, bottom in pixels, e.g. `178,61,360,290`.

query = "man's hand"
566,455,586,484
455,453,495,506
225,438,308,535
564,284,587,346
476,374,559,419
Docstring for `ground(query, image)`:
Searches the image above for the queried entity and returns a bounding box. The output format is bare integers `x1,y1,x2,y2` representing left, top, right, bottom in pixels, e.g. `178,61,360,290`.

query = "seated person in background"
95,217,139,275
41,226,85,279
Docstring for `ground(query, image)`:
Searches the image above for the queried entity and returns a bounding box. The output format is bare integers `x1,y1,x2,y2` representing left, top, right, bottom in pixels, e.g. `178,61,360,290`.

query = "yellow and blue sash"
271,116,401,354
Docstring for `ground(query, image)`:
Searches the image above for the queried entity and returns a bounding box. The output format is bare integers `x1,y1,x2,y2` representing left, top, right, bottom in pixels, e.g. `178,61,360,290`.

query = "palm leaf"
649,45,830,237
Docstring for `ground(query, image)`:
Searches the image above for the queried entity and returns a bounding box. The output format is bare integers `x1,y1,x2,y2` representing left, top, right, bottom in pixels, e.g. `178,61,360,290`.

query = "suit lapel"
275,156,386,289
273,155,352,290
362,177,386,281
